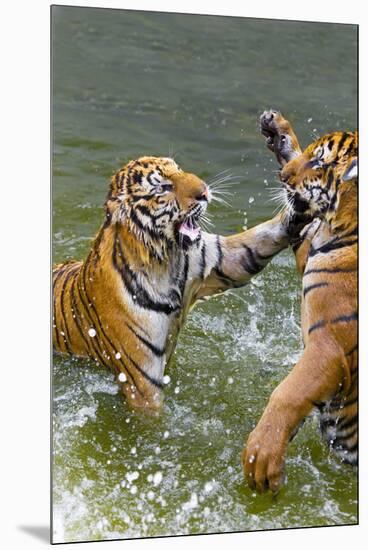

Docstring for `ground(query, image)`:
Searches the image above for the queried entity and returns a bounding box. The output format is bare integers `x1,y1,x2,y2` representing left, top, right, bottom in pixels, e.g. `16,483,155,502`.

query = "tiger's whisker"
211,196,232,208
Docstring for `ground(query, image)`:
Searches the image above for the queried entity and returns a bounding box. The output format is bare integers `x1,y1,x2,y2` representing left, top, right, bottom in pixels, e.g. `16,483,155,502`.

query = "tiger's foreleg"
220,212,291,280
196,213,291,299
242,337,348,493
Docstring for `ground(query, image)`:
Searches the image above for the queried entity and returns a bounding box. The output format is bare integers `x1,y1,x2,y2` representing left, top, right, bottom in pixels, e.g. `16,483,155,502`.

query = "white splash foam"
182,492,198,511
152,472,163,486
126,471,139,483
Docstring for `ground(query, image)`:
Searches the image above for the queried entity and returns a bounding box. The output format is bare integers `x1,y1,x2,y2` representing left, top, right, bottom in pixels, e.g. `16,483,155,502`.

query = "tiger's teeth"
179,220,200,241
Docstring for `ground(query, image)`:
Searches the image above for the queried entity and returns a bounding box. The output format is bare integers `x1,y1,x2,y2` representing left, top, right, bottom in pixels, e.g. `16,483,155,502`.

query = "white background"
1,0,366,548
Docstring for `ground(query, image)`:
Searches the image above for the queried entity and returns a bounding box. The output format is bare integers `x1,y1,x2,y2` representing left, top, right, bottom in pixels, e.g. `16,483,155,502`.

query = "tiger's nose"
195,185,209,202
279,170,290,184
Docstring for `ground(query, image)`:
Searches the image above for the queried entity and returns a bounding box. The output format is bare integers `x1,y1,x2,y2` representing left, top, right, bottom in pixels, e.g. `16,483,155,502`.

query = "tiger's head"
104,156,211,255
279,131,358,219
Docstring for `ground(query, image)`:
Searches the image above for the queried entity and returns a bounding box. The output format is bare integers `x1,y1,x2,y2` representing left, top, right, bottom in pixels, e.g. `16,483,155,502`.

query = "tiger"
53,155,299,412
242,110,358,493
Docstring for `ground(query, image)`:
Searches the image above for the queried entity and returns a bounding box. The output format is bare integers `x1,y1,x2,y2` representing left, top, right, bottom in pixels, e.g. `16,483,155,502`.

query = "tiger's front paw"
242,420,288,494
260,110,298,165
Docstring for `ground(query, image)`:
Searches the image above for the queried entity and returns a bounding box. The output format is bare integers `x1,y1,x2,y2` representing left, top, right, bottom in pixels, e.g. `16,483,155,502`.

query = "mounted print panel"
51,5,358,544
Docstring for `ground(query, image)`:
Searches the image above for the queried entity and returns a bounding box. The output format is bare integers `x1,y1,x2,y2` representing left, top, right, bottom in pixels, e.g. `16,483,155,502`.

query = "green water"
52,7,358,543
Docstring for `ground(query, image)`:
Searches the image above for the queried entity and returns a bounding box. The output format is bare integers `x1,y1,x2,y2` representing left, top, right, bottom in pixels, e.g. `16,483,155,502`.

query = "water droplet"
118,372,127,383
153,471,163,486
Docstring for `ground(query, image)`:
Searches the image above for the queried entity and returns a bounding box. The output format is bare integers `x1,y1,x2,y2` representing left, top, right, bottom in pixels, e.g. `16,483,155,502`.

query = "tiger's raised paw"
260,109,300,165
260,109,282,150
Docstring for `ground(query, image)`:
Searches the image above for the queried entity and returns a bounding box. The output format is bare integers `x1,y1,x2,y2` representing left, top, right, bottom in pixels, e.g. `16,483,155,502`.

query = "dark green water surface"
52,7,357,543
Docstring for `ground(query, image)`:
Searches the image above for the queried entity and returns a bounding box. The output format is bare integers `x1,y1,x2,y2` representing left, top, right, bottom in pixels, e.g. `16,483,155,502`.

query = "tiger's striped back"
53,260,84,356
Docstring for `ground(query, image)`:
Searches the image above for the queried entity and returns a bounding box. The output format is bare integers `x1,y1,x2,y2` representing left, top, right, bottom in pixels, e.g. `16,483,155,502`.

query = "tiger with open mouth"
53,155,297,412
242,111,358,493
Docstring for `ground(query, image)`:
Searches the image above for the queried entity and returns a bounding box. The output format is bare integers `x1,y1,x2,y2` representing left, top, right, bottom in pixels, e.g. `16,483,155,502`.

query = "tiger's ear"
342,158,358,182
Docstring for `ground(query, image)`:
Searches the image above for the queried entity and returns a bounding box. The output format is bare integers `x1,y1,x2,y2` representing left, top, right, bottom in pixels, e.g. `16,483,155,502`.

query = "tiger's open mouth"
177,205,204,243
